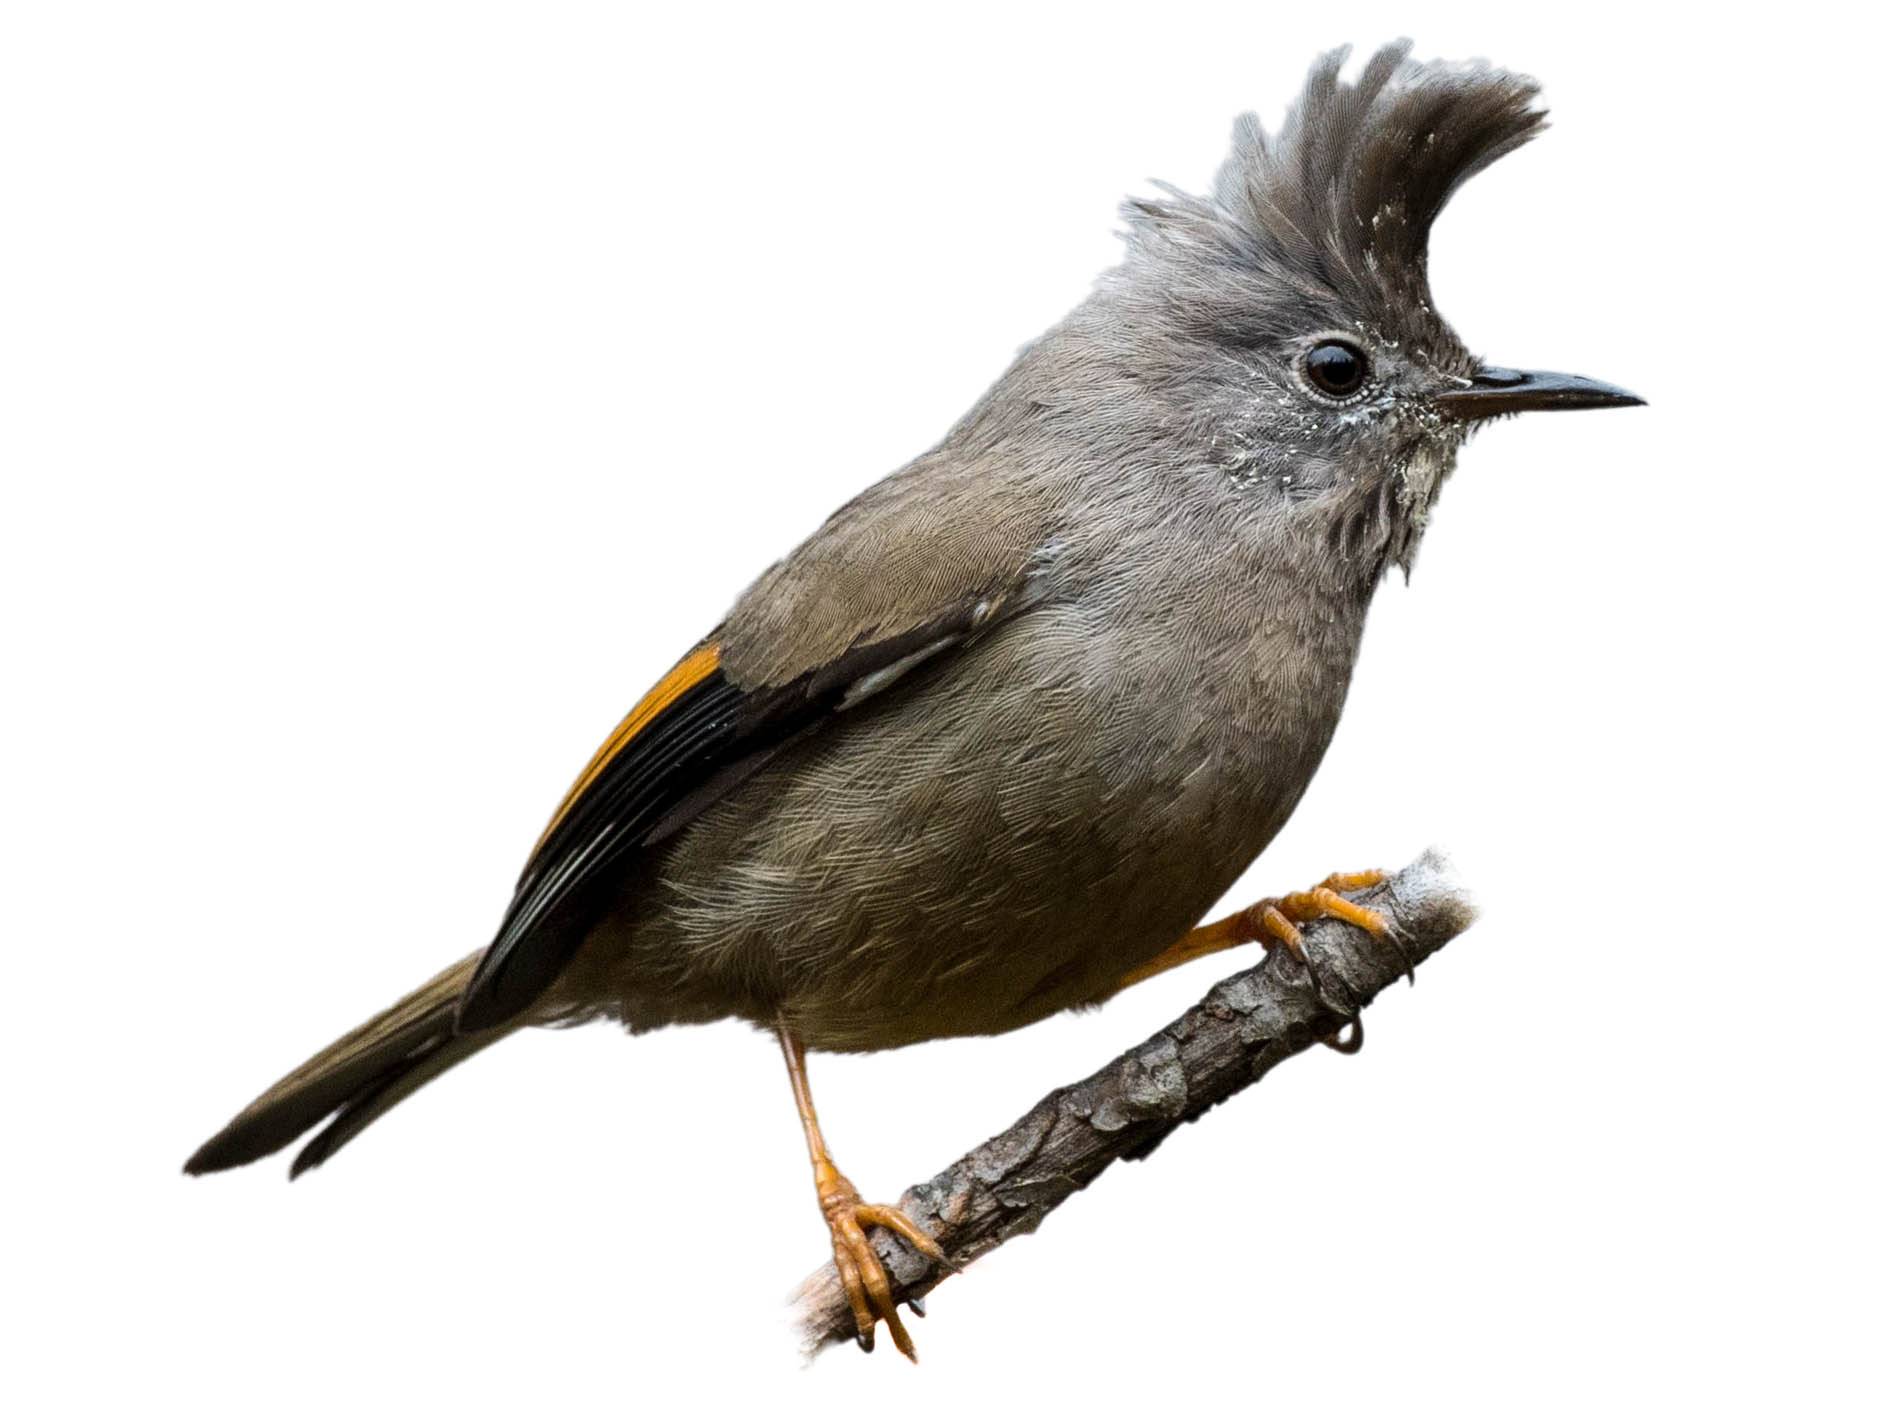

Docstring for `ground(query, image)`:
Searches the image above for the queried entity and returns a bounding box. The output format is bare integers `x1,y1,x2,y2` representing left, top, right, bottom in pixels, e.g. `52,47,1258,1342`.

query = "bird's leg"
1106,868,1411,994
778,1024,952,1360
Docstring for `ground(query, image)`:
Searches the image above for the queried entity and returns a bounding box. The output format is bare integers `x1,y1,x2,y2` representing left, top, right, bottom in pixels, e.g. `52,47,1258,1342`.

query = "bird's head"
1100,42,1641,578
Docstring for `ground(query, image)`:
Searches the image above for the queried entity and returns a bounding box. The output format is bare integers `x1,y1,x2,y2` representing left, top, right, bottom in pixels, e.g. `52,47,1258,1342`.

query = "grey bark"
792,849,1477,1353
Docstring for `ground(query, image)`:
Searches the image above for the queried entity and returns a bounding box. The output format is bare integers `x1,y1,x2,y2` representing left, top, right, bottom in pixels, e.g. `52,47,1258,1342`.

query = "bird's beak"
1434,366,1645,421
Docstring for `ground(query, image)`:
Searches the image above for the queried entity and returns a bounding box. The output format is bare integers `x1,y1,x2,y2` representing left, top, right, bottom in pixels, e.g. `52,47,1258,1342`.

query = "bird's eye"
1303,341,1369,398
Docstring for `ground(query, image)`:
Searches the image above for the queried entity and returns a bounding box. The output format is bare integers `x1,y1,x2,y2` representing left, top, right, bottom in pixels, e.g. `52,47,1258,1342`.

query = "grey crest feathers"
1121,40,1546,357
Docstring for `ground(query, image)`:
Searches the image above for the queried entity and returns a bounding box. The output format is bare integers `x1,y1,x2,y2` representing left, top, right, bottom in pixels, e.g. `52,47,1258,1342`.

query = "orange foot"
1249,869,1414,985
815,1158,954,1360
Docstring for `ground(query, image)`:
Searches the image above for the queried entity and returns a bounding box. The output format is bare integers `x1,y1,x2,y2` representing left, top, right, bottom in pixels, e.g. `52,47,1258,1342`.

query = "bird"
185,42,1641,1358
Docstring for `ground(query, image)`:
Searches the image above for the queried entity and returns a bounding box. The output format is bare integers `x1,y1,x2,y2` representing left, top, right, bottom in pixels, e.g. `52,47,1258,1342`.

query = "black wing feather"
455,611,982,1034
457,668,749,1031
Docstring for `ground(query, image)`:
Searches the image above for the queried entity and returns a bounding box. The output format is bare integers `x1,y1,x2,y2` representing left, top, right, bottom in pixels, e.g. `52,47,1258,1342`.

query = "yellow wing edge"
527,640,722,861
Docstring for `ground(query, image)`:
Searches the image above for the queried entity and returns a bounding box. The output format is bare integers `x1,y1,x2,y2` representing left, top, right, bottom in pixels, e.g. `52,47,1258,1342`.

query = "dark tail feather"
288,1024,504,1177
184,951,492,1176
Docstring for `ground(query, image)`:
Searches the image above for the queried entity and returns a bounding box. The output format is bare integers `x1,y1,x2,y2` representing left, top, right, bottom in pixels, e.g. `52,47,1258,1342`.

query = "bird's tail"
184,951,506,1178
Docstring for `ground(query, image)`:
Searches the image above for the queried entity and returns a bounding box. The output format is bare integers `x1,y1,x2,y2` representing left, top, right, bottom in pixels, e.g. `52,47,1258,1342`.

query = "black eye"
1303,340,1369,397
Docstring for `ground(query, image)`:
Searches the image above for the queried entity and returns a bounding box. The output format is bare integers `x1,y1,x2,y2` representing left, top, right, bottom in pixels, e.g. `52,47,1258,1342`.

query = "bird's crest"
1123,43,1546,347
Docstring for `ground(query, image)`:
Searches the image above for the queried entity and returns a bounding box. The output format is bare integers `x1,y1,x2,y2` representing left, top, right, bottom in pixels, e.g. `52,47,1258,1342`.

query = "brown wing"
456,450,1057,1032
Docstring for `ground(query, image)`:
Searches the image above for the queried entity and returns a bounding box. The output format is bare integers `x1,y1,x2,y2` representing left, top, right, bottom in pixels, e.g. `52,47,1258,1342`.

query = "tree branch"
792,849,1477,1354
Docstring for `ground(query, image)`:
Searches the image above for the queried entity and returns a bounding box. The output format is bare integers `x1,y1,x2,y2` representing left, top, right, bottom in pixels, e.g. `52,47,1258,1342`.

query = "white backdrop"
4,3,1871,1403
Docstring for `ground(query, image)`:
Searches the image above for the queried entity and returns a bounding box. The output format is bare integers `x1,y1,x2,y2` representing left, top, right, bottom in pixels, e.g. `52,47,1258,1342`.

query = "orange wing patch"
529,641,722,860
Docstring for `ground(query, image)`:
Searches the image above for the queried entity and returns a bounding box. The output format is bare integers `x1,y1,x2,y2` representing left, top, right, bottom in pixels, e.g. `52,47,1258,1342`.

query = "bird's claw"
1324,1011,1365,1054
818,1166,951,1361
1250,869,1412,993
